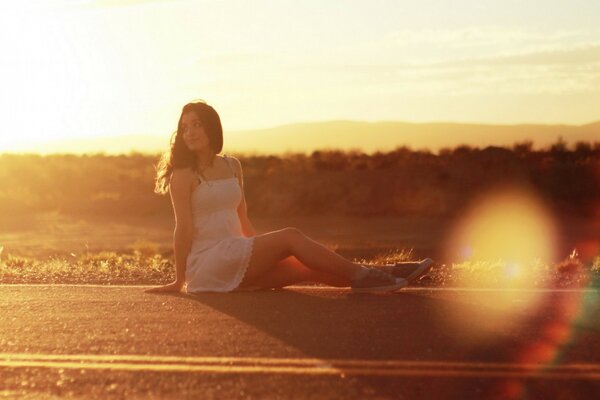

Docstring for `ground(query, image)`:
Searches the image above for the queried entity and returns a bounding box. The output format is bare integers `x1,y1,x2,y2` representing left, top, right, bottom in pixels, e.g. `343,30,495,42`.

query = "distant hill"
17,120,600,155
225,120,600,154
20,134,170,155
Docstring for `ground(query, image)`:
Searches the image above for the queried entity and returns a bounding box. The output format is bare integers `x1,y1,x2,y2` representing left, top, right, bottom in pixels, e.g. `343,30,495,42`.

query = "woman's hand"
145,280,184,293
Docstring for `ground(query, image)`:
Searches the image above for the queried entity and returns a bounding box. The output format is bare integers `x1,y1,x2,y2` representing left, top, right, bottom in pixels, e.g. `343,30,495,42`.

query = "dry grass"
439,259,594,288
0,250,172,285
1,246,597,288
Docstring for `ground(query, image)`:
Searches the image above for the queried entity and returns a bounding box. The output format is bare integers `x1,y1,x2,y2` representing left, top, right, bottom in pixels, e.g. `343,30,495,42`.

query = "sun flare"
443,187,559,289
446,188,558,263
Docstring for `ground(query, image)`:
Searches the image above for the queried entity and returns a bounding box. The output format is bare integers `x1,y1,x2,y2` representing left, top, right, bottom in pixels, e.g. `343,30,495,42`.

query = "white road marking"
0,353,598,379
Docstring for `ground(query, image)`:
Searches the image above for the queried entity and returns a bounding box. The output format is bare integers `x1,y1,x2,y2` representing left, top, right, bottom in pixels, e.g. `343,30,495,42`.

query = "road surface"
0,285,598,399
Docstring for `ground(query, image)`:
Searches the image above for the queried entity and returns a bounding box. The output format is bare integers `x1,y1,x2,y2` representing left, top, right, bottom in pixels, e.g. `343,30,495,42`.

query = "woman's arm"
146,169,194,293
231,157,257,237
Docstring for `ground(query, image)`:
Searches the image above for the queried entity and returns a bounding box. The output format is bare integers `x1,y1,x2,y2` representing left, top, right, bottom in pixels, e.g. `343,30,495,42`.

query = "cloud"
298,43,600,72
386,26,595,48
81,0,188,7
42,0,194,10
290,42,600,97
438,44,600,67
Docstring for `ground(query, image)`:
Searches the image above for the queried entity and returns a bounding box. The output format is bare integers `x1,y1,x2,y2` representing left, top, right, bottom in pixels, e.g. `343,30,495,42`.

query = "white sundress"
184,155,256,293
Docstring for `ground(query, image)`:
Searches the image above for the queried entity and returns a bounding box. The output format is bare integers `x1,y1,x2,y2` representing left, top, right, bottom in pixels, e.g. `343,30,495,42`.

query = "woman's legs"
238,255,350,289
239,227,361,288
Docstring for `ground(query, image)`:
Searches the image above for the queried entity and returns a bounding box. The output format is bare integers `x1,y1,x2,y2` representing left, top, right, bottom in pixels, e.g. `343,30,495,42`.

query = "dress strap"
223,154,238,178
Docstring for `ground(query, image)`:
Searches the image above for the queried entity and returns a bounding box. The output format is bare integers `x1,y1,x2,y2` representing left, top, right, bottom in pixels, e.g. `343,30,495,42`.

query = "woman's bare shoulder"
169,167,195,190
226,155,243,169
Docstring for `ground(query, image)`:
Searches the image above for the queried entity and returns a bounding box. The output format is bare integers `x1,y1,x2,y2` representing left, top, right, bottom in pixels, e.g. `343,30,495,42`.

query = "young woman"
146,101,433,294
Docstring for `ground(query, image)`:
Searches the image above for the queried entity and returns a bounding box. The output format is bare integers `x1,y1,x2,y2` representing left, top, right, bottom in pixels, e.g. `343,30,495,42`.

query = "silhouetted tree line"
1,138,599,220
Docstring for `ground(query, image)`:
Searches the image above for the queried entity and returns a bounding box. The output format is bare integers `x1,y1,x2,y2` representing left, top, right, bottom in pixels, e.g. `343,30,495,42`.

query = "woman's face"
180,111,211,152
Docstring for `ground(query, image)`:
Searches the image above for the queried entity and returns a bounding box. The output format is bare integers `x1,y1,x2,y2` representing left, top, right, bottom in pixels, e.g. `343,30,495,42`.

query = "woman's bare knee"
270,227,304,257
280,227,304,244
263,227,304,256
241,227,310,285
242,228,301,282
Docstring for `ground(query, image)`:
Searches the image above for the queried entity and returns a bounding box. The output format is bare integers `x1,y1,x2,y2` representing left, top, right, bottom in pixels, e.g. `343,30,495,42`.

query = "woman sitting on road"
146,101,433,294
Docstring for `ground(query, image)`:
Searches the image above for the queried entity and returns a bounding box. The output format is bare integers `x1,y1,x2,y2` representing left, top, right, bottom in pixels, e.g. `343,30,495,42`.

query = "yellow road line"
2,284,597,293
0,354,598,379
2,353,600,370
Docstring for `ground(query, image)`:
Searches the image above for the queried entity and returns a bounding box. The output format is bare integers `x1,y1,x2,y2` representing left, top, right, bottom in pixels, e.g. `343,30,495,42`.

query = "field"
0,212,597,289
1,147,598,399
1,143,599,289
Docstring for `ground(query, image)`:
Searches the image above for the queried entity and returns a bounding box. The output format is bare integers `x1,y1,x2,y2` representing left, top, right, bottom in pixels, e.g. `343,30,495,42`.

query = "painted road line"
0,354,598,379
3,353,600,371
1,284,598,294
1,360,599,379
290,286,600,294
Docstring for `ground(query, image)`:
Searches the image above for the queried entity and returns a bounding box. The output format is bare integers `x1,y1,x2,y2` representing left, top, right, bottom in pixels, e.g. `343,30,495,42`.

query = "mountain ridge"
11,120,600,155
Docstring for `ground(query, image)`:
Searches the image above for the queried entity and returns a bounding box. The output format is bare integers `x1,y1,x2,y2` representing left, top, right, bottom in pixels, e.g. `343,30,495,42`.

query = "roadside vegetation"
1,245,597,289
0,137,598,220
1,139,598,288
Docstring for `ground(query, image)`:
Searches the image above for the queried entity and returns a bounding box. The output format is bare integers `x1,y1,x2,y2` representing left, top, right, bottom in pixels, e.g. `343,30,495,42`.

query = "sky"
1,0,599,152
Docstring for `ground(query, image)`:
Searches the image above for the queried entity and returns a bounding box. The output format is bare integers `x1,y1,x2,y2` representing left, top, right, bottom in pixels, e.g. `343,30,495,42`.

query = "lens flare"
444,187,559,288
439,186,596,399
440,187,563,345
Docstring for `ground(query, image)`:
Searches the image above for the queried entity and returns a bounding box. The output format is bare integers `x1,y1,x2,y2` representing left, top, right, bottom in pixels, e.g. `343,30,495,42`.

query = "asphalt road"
1,285,599,399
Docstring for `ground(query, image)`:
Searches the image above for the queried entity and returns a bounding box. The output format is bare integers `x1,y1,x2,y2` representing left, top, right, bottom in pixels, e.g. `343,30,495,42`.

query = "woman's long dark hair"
154,101,223,194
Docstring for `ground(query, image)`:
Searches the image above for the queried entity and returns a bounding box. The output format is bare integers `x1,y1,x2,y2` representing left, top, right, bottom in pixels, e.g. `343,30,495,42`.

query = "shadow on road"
172,287,599,399
187,290,466,359
180,289,490,398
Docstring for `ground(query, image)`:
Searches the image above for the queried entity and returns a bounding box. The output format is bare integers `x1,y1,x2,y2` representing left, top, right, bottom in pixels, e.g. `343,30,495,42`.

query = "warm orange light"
440,187,561,342
444,186,559,286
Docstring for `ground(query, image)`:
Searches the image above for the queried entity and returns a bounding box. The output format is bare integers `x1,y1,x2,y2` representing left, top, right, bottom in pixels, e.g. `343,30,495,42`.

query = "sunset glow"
444,187,559,288
446,188,558,260
1,1,600,153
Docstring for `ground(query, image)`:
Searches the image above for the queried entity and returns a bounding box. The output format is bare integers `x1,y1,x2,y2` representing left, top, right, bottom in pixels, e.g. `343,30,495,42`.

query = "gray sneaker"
351,268,408,293
390,258,434,283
